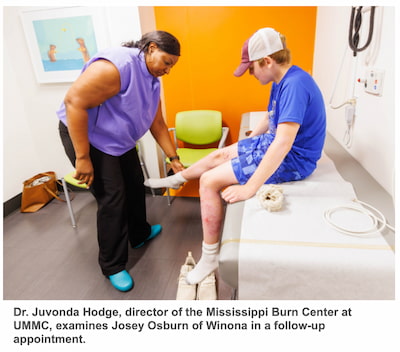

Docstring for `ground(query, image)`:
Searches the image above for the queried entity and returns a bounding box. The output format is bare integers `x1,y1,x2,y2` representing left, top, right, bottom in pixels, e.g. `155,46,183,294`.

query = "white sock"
144,172,187,190
186,242,219,285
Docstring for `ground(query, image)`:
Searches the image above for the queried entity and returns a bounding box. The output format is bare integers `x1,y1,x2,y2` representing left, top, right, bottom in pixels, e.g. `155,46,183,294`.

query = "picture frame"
20,7,110,83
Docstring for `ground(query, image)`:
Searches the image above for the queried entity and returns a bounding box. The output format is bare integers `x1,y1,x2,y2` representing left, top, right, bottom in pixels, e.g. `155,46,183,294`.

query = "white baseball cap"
234,28,284,77
248,27,283,61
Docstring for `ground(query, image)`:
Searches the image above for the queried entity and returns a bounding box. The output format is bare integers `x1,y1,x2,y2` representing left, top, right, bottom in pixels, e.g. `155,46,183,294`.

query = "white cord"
328,35,358,111
329,41,352,110
343,124,353,148
342,103,356,148
324,199,395,238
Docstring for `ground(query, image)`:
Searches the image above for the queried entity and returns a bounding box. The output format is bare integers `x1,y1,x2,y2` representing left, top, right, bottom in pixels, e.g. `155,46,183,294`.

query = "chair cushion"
175,110,222,145
170,148,217,168
64,172,88,189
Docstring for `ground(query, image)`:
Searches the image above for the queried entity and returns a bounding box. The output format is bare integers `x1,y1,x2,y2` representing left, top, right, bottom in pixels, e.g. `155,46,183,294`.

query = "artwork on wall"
20,7,110,83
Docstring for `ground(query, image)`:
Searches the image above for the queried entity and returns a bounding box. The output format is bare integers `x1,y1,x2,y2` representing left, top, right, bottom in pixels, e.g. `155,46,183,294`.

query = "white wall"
313,6,395,196
3,6,161,203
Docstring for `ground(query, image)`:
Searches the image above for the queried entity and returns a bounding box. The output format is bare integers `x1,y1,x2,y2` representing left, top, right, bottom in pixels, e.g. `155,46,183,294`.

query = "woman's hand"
170,159,185,173
74,157,94,188
221,184,256,204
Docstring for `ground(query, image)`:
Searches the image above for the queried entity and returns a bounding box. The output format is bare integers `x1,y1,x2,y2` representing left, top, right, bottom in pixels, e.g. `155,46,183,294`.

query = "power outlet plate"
364,68,384,96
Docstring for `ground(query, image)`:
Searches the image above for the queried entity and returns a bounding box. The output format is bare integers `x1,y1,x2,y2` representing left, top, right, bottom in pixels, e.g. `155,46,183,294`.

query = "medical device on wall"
329,6,383,148
348,6,375,57
357,68,385,96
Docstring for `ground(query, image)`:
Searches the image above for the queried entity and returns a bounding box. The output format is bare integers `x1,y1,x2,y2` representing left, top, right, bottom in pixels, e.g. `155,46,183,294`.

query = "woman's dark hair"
122,30,180,56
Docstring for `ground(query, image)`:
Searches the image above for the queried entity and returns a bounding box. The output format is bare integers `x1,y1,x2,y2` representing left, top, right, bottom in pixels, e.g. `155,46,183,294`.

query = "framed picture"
20,7,110,83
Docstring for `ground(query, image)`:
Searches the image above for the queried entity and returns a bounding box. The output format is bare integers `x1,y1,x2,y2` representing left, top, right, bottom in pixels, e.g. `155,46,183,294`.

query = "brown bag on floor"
20,171,61,213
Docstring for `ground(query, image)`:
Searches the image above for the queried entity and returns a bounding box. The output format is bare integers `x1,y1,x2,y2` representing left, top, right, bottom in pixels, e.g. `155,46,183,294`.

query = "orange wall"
154,6,317,143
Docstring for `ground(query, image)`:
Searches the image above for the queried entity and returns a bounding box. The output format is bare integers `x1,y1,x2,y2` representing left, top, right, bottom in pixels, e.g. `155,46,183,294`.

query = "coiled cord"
324,199,395,238
348,6,376,56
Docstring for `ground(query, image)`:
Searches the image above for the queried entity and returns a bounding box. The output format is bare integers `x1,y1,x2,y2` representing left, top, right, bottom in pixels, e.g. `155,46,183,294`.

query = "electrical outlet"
364,68,384,96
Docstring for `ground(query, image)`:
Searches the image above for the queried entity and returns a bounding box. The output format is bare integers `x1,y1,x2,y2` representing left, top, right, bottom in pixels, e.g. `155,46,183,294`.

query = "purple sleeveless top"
57,47,160,156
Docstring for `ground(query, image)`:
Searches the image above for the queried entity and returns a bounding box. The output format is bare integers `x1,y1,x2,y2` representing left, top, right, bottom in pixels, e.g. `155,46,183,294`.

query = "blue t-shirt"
57,47,161,156
232,65,326,185
268,65,326,161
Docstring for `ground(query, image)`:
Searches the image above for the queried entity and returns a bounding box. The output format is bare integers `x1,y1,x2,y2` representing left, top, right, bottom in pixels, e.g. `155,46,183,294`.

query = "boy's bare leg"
186,161,238,284
144,143,238,189
182,143,238,180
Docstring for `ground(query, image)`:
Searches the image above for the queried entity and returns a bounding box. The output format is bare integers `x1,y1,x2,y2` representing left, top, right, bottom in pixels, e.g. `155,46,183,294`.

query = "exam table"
218,112,395,300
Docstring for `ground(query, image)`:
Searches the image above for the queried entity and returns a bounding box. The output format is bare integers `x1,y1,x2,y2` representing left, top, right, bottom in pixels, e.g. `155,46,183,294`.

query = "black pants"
59,121,151,276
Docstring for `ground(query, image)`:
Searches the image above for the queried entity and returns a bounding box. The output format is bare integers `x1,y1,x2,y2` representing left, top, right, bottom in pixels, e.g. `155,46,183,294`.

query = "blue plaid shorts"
231,134,307,185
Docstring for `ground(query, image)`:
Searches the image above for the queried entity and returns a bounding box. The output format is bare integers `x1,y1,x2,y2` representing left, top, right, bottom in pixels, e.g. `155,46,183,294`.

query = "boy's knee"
199,171,213,189
213,148,231,162
199,171,222,193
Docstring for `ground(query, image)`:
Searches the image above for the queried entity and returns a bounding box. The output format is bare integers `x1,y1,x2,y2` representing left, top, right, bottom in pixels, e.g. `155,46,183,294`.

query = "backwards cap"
234,28,283,77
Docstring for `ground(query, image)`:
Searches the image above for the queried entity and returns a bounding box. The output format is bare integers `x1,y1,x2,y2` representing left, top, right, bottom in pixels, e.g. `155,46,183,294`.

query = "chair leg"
139,154,155,197
231,288,238,300
167,187,171,206
162,155,173,205
62,178,77,228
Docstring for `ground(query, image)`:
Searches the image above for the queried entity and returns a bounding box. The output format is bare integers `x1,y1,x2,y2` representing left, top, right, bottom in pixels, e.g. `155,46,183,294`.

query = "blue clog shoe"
133,224,162,249
109,270,134,292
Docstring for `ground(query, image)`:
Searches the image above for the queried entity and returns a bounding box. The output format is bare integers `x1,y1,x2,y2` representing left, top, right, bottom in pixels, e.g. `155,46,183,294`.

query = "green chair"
62,141,154,228
163,110,229,205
